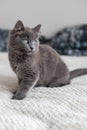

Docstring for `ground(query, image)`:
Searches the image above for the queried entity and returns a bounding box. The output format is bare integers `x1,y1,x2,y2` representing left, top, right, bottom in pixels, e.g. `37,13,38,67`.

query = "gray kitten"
8,20,87,100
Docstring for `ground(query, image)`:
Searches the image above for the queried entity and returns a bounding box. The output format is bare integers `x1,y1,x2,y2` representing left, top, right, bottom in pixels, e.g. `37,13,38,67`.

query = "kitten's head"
9,20,41,55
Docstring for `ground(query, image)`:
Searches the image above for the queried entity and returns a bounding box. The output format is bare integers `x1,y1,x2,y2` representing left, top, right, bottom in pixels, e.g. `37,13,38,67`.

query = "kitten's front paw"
12,94,25,100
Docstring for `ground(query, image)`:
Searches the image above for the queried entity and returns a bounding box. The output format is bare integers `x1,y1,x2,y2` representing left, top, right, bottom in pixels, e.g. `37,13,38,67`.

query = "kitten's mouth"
26,47,35,54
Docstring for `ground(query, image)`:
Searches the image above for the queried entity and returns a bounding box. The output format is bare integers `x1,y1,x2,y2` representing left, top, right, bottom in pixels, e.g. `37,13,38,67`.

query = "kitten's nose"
30,46,33,50
30,45,35,51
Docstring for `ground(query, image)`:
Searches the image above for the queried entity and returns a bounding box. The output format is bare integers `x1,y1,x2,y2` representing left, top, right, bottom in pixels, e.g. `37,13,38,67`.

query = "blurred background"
0,0,87,36
0,0,87,55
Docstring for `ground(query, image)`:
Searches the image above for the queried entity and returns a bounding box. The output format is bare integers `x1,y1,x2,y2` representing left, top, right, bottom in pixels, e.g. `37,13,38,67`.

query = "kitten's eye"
23,39,28,44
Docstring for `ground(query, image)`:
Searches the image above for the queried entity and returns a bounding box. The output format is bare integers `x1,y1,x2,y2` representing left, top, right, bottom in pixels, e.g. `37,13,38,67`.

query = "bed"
0,53,87,130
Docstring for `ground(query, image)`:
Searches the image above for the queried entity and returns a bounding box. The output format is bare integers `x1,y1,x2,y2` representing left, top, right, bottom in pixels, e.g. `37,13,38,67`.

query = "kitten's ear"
33,24,41,33
14,20,24,30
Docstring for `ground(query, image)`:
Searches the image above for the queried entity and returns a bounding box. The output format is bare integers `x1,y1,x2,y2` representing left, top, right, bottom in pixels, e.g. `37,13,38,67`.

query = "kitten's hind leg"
48,82,70,87
50,75,70,87
48,76,70,87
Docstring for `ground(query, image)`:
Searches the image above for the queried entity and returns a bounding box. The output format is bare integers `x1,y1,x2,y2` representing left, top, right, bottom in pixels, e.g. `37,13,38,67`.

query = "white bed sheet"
0,53,87,130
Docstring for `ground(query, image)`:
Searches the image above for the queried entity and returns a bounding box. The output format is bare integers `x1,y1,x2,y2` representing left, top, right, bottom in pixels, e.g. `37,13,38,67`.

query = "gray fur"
8,20,87,100
70,69,87,80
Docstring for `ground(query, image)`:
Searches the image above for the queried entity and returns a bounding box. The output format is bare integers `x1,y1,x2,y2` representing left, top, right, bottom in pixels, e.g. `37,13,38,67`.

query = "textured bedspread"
0,53,87,130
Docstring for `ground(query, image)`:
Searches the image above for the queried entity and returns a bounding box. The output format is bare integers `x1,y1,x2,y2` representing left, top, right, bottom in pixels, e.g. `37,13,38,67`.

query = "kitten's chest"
9,52,25,73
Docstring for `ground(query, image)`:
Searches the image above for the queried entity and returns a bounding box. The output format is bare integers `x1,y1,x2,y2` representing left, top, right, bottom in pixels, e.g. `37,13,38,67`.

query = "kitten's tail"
70,68,87,80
